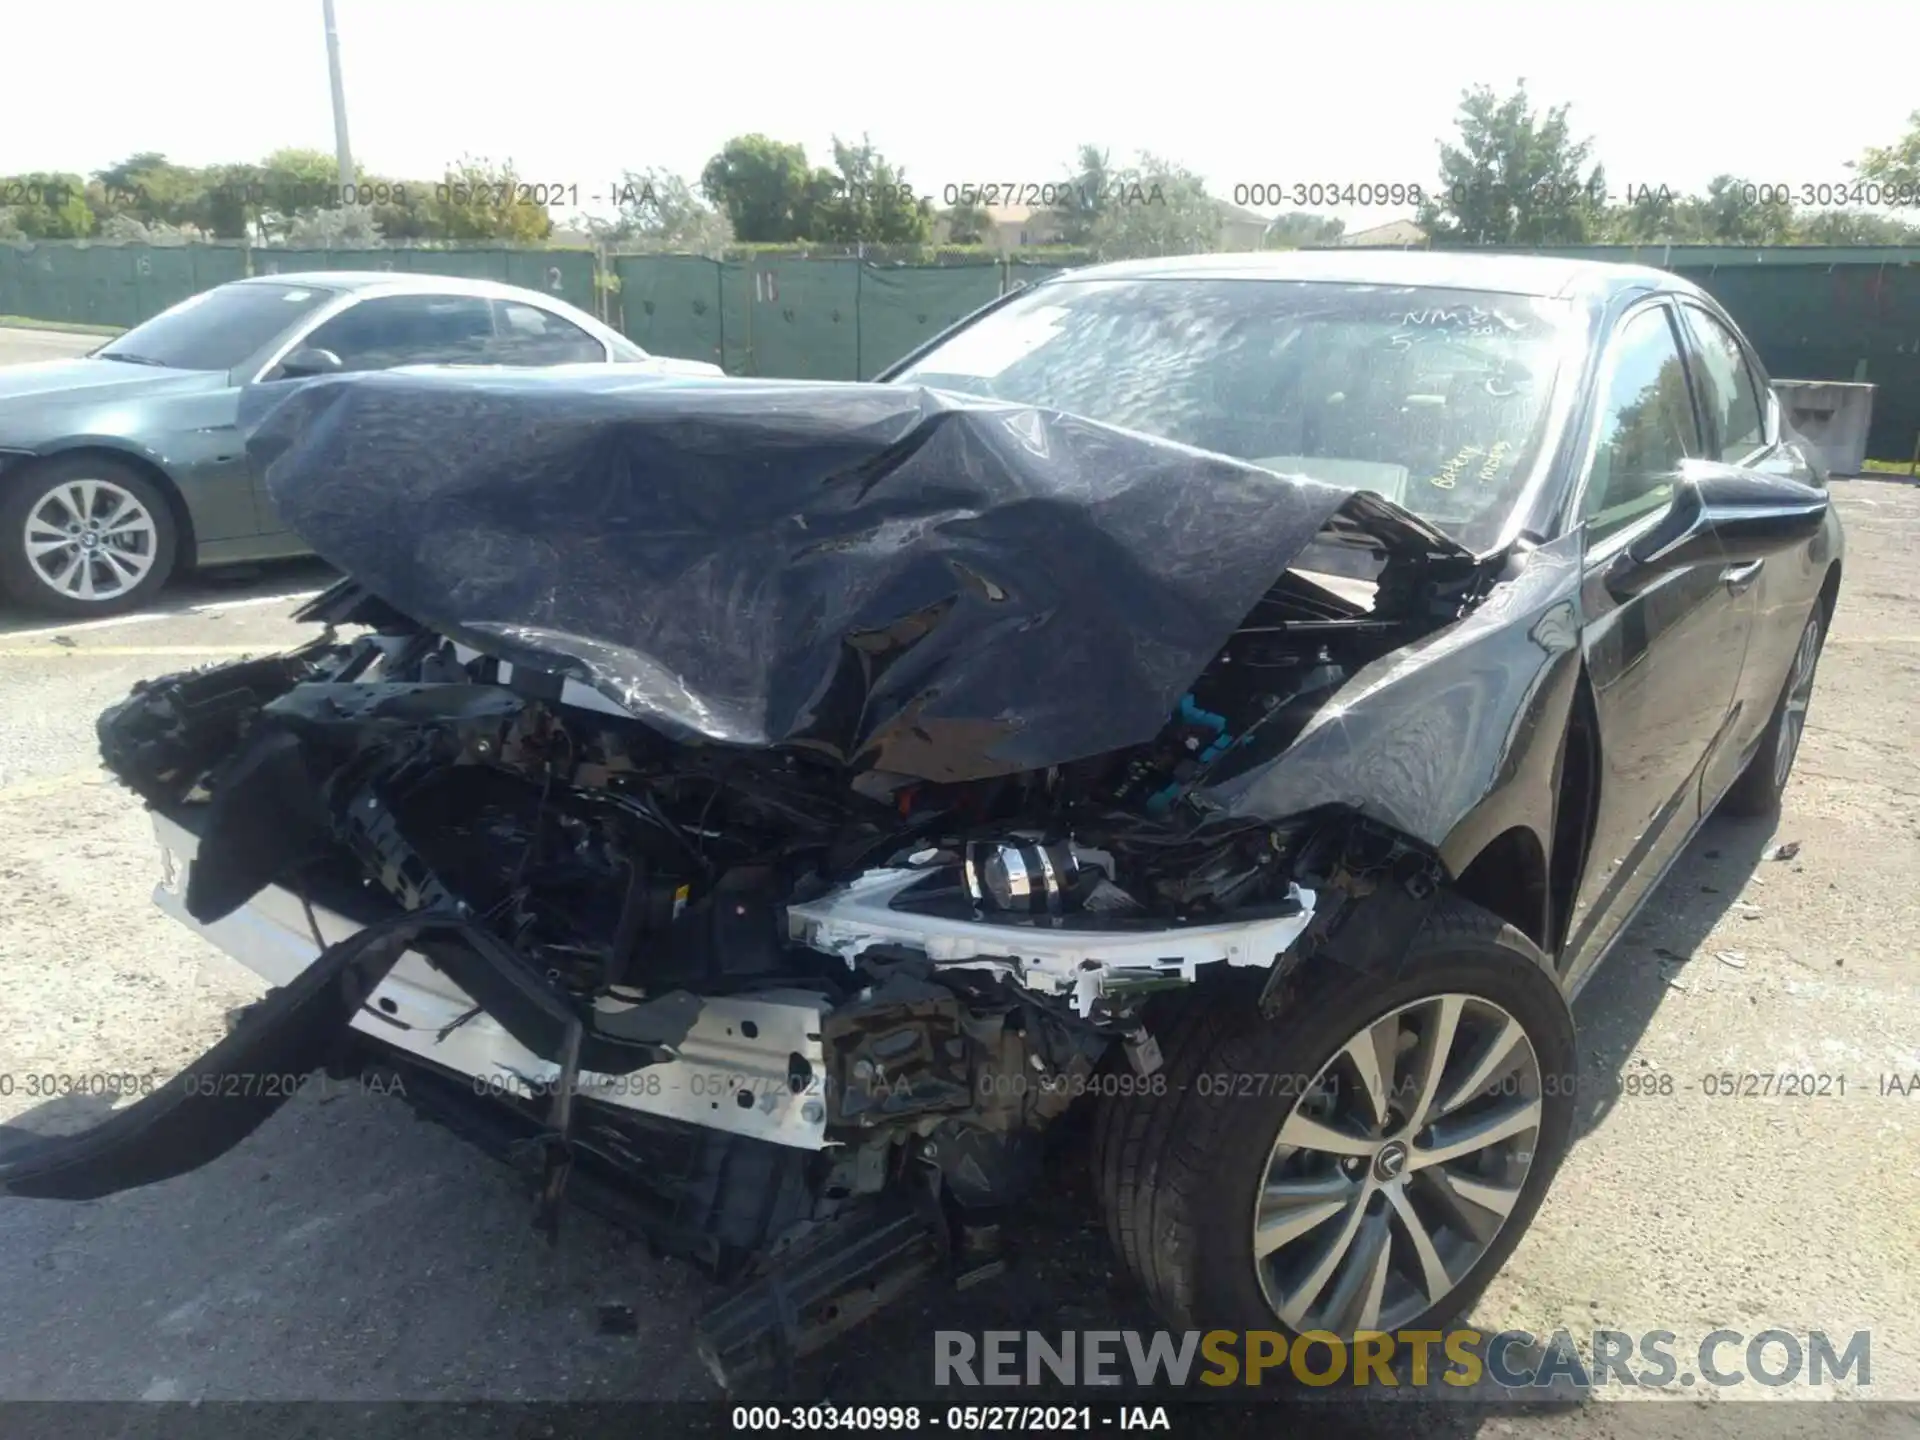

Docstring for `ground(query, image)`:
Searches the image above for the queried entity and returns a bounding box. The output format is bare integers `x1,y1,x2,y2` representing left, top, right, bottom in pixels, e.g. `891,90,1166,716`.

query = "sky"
3,0,1913,229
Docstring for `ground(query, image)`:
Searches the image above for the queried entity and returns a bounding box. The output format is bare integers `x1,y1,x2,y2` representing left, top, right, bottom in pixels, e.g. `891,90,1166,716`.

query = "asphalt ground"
0,324,1916,1437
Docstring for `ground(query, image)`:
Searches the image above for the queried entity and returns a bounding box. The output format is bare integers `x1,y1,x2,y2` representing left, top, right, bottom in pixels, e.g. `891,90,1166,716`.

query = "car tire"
1717,602,1827,821
0,455,179,616
1092,894,1577,1341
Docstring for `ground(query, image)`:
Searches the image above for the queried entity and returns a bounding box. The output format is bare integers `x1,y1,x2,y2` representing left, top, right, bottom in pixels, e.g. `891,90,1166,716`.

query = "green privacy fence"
0,243,248,329
0,241,600,328
610,254,1010,379
4,239,1917,457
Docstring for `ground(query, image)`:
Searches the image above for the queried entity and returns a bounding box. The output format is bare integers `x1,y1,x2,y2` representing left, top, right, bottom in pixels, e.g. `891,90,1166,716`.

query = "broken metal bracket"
530,1014,586,1245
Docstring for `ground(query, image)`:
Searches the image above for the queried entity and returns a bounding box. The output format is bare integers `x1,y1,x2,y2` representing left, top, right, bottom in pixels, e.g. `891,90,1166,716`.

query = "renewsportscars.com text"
934,1328,1871,1390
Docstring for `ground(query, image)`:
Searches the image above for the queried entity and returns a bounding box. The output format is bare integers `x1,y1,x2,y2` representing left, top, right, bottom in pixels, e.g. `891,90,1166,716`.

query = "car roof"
1045,249,1701,303
227,271,580,305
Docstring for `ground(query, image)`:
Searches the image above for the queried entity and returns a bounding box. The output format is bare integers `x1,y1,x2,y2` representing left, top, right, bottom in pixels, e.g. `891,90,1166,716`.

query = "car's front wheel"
1718,602,1826,820
0,455,178,616
1093,895,1577,1340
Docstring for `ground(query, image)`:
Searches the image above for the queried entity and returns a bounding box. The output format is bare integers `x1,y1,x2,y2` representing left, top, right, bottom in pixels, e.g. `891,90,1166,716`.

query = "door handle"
1722,559,1764,594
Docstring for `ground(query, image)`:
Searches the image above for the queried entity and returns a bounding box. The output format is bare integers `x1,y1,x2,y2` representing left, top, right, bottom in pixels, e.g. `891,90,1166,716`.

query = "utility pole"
322,0,354,187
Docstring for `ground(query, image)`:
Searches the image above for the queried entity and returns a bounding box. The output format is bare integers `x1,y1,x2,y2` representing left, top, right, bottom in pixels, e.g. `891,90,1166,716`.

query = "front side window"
302,295,497,372
1581,305,1702,542
892,278,1578,552
1683,305,1766,460
96,283,335,371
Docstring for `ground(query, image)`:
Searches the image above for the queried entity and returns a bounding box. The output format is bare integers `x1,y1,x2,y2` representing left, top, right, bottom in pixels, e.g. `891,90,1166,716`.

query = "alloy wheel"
23,478,159,603
1773,616,1822,790
1250,992,1543,1335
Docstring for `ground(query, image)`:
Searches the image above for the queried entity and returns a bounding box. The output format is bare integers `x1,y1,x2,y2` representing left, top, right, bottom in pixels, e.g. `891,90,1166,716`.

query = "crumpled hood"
242,368,1469,783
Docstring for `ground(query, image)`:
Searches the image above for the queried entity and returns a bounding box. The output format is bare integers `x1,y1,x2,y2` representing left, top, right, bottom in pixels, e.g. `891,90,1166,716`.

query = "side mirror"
1606,461,1828,599
275,346,344,380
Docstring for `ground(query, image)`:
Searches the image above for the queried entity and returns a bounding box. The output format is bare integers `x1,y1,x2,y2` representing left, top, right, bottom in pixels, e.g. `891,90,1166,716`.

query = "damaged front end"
4,375,1508,1384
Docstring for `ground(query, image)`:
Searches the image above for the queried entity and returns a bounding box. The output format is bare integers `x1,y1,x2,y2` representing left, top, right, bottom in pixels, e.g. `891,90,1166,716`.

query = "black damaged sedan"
4,252,1840,1386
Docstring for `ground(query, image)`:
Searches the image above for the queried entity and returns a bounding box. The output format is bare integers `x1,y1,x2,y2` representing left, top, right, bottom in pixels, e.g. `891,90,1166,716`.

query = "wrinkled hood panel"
243,370,1471,783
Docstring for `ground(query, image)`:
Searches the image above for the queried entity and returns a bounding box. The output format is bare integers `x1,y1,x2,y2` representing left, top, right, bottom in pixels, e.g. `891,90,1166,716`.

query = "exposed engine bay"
3,373,1505,1385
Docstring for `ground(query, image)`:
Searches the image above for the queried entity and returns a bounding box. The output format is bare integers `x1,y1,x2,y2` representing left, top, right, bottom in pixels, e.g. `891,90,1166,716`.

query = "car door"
245,293,499,535
1672,299,1826,805
1559,298,1757,990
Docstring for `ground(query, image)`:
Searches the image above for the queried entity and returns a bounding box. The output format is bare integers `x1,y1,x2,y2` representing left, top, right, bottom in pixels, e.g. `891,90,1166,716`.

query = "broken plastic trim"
786,868,1318,1017
0,908,684,1203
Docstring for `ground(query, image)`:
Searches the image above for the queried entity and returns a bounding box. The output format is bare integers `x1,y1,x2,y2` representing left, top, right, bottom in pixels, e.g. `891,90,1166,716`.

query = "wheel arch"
4,443,199,570
1451,824,1552,956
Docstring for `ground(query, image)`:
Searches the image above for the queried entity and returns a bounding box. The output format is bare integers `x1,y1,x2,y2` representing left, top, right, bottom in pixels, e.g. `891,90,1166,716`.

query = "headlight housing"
963,837,1092,915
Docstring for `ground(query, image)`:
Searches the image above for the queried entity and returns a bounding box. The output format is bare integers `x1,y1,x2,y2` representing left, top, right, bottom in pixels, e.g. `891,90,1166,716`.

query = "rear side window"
1582,304,1702,542
490,301,606,365
1683,306,1767,460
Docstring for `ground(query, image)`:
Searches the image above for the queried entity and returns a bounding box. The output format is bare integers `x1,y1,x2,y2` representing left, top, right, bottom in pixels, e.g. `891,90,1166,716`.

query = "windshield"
97,283,338,372
894,278,1578,552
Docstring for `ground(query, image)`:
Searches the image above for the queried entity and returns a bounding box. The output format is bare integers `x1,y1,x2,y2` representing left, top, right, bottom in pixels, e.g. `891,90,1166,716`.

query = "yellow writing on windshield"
1429,444,1484,490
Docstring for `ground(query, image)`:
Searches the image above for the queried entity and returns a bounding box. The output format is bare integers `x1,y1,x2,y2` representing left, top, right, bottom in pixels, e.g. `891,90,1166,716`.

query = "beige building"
1337,218,1429,247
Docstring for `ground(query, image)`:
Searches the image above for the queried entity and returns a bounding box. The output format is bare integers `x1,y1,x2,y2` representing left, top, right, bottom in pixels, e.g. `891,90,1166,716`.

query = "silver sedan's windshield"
96,283,336,372
894,277,1579,552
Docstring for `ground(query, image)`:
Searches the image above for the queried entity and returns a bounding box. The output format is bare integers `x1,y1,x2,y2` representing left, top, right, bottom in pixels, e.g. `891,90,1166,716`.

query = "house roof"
1338,218,1429,247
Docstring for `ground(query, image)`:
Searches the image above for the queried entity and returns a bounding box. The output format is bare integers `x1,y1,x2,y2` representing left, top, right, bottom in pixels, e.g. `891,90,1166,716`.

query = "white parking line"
0,588,322,643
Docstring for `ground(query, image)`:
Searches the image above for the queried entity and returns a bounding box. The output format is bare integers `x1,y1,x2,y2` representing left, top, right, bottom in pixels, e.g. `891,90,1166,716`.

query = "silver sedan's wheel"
24,477,160,603
2,458,179,616
1251,993,1541,1335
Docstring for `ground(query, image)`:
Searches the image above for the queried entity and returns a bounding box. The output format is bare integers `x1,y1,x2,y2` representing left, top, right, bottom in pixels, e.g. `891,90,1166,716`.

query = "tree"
1854,109,1920,192
592,167,732,251
699,135,815,243
1791,209,1920,244
1051,144,1118,246
254,147,344,240
941,201,994,244
1417,81,1608,245
1684,174,1795,245
1090,153,1216,259
90,153,202,227
805,135,932,244
424,156,554,242
368,181,440,241
97,213,194,245
0,173,93,237
1262,212,1346,248
1597,180,1684,242
285,204,384,247
192,162,265,239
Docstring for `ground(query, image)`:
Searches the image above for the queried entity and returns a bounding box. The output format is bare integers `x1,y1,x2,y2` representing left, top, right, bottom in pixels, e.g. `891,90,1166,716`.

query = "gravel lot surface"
0,325,1915,1437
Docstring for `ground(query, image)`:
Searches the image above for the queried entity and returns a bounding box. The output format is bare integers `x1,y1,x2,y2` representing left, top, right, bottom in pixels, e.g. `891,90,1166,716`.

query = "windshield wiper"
96,352,170,367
